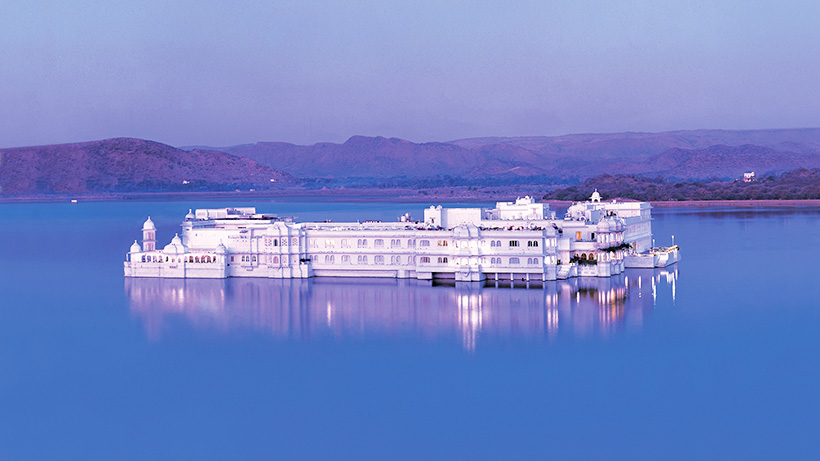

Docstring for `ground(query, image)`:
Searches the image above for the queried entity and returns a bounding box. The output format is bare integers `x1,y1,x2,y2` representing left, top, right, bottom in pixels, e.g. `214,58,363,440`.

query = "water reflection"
125,268,678,350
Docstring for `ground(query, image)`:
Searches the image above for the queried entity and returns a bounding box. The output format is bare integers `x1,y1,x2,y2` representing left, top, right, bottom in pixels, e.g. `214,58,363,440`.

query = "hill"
0,138,292,195
196,128,820,182
542,168,820,202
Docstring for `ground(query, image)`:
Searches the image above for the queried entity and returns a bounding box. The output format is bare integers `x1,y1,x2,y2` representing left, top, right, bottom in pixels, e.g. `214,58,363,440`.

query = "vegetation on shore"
543,168,820,201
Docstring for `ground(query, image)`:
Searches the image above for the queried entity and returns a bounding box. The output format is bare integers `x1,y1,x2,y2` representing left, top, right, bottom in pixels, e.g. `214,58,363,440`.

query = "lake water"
1,200,818,459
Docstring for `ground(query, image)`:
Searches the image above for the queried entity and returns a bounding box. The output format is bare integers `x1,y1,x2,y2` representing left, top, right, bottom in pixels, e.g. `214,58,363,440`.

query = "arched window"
509,257,520,265
273,256,279,264
490,240,496,247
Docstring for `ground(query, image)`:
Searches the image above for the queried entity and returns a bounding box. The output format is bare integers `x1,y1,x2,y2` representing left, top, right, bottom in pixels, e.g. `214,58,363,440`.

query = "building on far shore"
124,193,678,282
743,171,756,182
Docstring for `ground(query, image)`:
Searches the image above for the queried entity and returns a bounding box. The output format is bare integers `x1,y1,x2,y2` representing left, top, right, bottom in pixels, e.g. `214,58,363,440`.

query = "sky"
1,0,819,148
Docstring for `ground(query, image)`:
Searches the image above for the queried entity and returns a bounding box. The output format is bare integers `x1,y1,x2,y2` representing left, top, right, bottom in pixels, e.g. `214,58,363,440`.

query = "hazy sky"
2,0,819,148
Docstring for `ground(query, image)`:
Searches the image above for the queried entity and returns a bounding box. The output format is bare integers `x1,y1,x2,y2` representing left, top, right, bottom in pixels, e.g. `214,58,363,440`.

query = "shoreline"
5,189,820,208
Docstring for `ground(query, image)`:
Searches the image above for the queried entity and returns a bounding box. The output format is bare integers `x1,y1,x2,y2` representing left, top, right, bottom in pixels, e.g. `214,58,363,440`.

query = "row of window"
488,257,541,265
307,254,545,266
305,238,554,250
314,254,420,265
140,255,216,263
264,237,299,247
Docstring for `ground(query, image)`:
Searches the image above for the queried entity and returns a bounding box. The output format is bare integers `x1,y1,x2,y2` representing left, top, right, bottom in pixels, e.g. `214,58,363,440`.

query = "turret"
590,189,602,203
142,217,156,252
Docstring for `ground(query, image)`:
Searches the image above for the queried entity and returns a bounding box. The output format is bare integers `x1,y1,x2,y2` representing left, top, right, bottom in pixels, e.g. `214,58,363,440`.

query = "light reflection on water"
125,267,678,350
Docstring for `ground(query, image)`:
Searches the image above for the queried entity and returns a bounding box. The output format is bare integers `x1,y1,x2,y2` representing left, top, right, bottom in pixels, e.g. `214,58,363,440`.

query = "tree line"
542,169,820,201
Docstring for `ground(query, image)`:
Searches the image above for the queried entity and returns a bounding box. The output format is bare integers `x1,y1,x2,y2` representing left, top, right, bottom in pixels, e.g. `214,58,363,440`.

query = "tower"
142,217,156,252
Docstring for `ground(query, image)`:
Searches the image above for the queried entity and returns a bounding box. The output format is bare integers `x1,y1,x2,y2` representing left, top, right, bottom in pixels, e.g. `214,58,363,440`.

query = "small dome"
129,240,141,253
162,233,188,255
142,216,156,231
185,209,195,220
215,241,227,254
590,189,602,203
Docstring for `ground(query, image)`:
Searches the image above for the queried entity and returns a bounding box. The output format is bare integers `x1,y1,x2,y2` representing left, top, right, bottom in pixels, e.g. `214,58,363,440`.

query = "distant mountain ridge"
0,138,292,194
4,128,820,196
189,128,820,181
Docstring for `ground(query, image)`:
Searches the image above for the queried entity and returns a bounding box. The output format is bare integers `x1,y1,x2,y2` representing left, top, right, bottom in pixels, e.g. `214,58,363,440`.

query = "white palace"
124,192,679,281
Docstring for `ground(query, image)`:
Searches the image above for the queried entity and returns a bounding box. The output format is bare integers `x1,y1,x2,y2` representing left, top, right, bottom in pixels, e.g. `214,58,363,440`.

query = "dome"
590,189,602,203
129,240,141,253
142,216,156,231
162,233,188,255
185,209,195,220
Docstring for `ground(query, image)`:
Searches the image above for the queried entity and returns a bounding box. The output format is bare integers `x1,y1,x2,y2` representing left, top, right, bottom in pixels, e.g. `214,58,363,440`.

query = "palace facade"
124,193,675,281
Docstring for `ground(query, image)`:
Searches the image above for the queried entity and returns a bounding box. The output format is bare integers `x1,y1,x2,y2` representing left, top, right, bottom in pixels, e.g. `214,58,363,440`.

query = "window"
495,240,501,247
509,257,520,265
341,255,350,264
420,240,430,247
357,255,368,264
528,240,539,247
281,238,288,246
391,255,401,265
437,257,448,264
528,257,539,265
437,240,448,247
374,239,384,247
357,239,367,248
420,256,431,263
324,255,335,264
325,239,334,248
375,255,384,265
490,240,496,247
509,240,519,247
342,239,351,248
391,239,400,247
408,239,414,247
273,256,279,264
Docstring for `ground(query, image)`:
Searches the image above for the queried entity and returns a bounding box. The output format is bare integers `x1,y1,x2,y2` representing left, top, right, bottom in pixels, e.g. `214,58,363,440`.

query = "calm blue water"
1,200,818,460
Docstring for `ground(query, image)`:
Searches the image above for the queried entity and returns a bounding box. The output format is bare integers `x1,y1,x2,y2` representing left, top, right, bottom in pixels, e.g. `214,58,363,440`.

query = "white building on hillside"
124,194,676,281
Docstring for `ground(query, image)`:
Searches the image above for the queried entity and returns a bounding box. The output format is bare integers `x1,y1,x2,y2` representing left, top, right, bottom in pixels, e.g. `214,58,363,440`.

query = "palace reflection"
125,268,678,350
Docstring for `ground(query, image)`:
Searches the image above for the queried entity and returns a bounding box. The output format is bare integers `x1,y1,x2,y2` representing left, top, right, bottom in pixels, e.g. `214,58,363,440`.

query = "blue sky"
1,0,818,147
